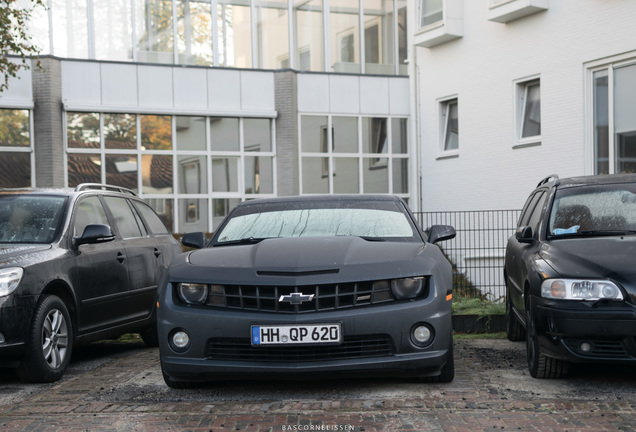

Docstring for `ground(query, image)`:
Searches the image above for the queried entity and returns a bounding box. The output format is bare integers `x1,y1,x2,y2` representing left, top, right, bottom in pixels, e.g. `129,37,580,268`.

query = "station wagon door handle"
117,252,126,263
154,248,162,258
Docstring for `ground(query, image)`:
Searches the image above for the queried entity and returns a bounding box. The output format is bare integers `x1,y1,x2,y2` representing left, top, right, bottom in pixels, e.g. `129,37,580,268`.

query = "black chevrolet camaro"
158,195,456,387
505,174,636,378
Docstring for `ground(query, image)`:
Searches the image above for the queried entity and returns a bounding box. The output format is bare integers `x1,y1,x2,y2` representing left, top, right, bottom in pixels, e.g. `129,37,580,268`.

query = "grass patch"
452,296,505,317
454,331,506,340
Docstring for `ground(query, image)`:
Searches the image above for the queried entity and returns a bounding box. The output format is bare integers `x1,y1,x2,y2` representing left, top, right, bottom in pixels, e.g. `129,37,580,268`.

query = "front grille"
189,280,411,313
564,339,631,359
205,334,395,362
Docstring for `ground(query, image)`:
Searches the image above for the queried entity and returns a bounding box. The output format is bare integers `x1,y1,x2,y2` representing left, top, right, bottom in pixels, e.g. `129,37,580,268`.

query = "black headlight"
390,277,426,300
177,283,208,304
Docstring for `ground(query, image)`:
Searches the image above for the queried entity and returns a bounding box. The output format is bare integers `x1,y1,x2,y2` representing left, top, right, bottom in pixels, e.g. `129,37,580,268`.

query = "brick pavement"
1,339,635,432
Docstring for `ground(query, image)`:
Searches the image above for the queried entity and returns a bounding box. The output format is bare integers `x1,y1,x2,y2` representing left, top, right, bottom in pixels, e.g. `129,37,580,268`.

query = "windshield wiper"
552,230,636,239
214,237,275,247
358,236,387,242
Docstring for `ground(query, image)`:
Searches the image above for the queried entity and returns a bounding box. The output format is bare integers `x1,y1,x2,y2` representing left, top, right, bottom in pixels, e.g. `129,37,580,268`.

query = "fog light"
412,324,433,347
170,330,190,352
580,342,593,353
0,332,5,344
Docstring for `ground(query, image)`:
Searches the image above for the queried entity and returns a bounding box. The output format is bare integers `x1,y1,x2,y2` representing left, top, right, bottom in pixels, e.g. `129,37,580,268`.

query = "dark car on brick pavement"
505,174,636,378
158,194,457,388
0,184,182,382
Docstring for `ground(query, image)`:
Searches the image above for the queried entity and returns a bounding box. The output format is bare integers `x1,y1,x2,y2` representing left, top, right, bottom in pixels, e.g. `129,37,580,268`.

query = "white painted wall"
412,0,636,211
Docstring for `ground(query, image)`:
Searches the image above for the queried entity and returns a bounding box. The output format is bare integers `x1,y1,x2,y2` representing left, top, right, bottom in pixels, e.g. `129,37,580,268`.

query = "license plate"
251,323,342,346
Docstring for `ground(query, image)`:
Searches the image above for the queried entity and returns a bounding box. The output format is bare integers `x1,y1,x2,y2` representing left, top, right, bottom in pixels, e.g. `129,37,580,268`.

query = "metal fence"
415,210,522,302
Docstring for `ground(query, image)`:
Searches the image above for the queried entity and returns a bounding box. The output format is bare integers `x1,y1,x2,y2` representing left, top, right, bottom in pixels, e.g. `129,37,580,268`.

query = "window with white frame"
0,109,33,187
65,112,275,233
419,0,443,28
592,61,636,175
440,98,458,153
516,78,541,146
300,115,409,197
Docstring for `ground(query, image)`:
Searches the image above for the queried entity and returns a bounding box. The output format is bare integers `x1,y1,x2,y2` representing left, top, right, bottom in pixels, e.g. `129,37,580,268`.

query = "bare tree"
0,0,46,93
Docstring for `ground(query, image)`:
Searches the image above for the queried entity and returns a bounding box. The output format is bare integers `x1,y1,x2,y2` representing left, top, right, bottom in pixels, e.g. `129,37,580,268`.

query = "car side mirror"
181,232,206,249
76,224,115,245
515,226,534,243
428,225,456,244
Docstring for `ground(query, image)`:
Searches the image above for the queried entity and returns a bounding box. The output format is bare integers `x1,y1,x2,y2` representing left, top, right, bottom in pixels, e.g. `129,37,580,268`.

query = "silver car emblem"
279,292,315,305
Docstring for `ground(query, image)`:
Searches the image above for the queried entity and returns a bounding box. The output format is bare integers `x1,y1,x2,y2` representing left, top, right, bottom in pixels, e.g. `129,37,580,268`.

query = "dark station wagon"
0,184,181,382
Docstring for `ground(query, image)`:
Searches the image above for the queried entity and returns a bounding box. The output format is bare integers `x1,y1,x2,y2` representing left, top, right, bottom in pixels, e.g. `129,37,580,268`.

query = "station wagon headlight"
0,268,23,297
177,283,208,304
391,277,426,300
541,279,623,301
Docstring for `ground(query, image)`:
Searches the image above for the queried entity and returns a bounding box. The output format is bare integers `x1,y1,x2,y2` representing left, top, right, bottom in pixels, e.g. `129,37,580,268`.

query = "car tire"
506,285,525,342
525,305,568,379
17,295,73,383
140,323,159,347
161,364,199,389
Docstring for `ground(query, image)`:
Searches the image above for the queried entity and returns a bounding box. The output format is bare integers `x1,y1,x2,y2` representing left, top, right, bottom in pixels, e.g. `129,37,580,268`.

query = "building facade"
0,0,413,234
411,0,636,211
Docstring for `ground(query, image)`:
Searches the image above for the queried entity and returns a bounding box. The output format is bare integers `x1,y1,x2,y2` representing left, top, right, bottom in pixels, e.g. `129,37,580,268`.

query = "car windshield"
215,201,419,244
549,184,636,238
0,195,67,244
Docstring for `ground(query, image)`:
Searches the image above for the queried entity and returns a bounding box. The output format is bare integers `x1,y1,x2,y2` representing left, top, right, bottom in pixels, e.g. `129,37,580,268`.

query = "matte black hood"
0,244,52,266
177,236,437,284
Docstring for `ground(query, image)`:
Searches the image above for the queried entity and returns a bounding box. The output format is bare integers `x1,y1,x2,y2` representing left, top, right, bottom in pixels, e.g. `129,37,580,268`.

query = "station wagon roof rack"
74,183,137,196
536,174,559,188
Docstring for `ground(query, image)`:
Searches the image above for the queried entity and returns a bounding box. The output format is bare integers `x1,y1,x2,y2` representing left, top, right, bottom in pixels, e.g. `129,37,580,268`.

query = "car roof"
537,174,636,190
235,194,404,207
0,184,138,198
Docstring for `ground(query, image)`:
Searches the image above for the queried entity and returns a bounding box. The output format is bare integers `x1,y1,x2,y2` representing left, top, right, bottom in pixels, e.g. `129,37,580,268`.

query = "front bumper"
159,297,452,382
533,297,636,363
0,295,35,362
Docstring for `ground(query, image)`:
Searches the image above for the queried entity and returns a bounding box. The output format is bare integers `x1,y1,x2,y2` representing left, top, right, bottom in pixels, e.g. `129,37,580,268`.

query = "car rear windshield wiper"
214,237,275,246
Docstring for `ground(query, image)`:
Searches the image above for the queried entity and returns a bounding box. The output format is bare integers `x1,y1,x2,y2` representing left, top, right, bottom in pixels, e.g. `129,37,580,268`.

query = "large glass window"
218,0,252,68
0,109,30,148
255,0,289,69
94,0,134,61
330,0,360,73
300,114,408,196
66,112,275,232
294,0,324,71
135,0,175,64
364,0,395,75
51,0,89,58
176,0,213,65
593,62,636,175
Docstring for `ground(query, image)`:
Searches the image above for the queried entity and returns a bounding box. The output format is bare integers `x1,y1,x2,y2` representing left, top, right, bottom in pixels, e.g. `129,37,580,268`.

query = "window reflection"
0,153,31,188
244,118,271,152
67,113,100,149
141,115,172,150
212,157,239,192
218,0,252,68
142,154,173,193
67,154,102,187
245,156,273,194
0,110,30,147
178,155,207,194
104,114,137,150
255,0,289,69
210,117,240,151
176,0,213,65
330,0,360,73
135,0,175,64
94,0,133,61
294,0,324,71
178,198,208,233
176,116,206,150
106,155,139,192
52,0,88,58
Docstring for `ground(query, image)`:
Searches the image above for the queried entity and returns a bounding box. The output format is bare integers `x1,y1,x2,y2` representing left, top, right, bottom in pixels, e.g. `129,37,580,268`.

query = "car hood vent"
257,269,339,277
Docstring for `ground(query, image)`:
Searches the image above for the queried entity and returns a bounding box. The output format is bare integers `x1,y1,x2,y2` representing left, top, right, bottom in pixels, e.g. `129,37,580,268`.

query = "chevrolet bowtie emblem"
279,292,315,304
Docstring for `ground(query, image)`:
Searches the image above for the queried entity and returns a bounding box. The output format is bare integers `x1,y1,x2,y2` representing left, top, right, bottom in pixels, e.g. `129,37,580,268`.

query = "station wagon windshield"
0,195,67,244
216,207,418,243
549,185,636,237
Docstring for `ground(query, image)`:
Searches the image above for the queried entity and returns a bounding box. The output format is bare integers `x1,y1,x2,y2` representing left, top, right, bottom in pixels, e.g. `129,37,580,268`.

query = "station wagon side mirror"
515,226,534,243
75,224,115,246
428,225,456,244
181,232,207,249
